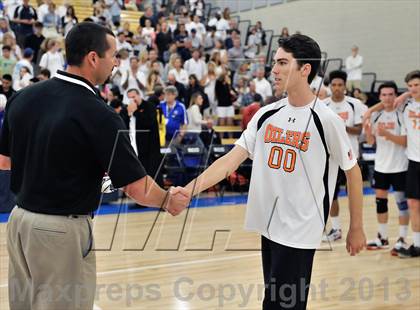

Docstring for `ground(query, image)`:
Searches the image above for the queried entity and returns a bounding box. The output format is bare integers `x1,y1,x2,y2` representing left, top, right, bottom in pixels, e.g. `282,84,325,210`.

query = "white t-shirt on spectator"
168,68,189,86
120,69,147,102
253,77,272,101
116,40,132,52
13,72,32,91
187,104,203,132
345,54,363,81
13,58,33,82
39,51,65,77
184,58,207,81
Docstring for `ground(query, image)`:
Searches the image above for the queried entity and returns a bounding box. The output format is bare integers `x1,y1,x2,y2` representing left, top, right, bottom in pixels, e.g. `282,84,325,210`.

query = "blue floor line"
0,187,375,223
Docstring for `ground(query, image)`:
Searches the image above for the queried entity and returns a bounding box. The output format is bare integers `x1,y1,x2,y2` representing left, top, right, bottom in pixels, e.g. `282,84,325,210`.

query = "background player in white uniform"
398,71,420,258
363,70,420,258
364,82,409,255
183,35,366,309
322,70,367,242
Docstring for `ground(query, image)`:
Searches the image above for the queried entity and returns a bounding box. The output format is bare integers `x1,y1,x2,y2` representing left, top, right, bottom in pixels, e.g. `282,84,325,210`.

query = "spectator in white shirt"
116,31,132,53
184,49,207,81
39,39,65,77
186,15,206,40
253,68,272,101
13,65,32,91
168,56,189,86
121,56,147,103
345,45,363,91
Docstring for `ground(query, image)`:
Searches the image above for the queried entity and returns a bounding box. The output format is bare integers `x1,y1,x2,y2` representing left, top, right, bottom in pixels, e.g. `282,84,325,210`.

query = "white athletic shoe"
366,233,389,250
391,237,408,256
322,229,342,242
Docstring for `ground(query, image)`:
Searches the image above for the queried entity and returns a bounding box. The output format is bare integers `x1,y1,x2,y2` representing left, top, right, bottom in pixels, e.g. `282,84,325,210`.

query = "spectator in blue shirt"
160,85,188,145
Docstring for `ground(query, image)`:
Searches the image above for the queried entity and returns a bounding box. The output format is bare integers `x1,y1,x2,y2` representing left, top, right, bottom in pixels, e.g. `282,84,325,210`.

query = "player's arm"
184,145,249,196
394,91,411,109
364,122,375,145
362,102,384,125
382,132,407,146
346,123,362,135
0,155,11,170
344,164,366,255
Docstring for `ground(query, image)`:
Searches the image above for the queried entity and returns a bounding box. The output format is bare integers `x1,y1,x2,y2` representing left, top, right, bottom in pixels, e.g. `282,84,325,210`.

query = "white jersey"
324,96,367,157
371,110,408,173
236,97,356,249
401,99,420,162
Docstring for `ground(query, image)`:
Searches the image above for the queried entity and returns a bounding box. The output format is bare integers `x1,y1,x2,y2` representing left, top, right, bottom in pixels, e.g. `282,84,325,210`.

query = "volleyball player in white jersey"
364,82,409,255
322,70,367,242
183,35,366,309
398,71,420,258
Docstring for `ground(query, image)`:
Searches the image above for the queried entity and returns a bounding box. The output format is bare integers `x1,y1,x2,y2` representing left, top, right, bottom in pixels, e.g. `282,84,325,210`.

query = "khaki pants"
7,207,96,310
346,80,361,92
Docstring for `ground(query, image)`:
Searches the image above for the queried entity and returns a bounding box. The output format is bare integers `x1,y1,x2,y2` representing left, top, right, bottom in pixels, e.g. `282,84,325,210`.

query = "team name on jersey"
264,123,311,152
408,110,420,119
377,121,395,130
408,109,420,130
337,111,349,121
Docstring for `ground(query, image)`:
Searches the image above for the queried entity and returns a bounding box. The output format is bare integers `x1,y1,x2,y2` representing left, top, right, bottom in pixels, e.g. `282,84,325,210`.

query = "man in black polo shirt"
0,22,190,310
12,0,37,48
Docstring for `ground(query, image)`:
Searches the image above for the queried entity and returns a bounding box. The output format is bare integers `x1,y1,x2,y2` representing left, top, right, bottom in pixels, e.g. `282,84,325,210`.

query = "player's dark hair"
278,34,321,83
378,81,398,96
404,70,420,83
65,22,115,66
329,70,347,83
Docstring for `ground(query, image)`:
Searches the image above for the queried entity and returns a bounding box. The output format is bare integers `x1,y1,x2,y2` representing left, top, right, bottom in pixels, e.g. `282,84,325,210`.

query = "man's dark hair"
378,81,398,96
329,70,347,83
154,85,164,97
2,74,12,81
278,34,321,83
34,21,43,28
65,22,115,66
39,68,51,78
405,70,420,83
110,99,123,109
127,88,140,95
2,45,11,51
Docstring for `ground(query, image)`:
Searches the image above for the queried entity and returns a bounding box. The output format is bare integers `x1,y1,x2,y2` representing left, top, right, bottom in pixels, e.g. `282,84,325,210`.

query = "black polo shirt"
0,70,147,215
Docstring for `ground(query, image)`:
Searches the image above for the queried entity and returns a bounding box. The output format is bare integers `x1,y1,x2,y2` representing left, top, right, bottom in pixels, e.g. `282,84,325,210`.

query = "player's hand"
377,125,389,137
346,228,366,256
362,109,372,126
164,186,191,216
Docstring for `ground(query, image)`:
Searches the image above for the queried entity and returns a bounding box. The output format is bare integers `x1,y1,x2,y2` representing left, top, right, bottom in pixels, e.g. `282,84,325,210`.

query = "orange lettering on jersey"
300,132,311,152
338,111,349,121
378,121,395,130
408,110,420,119
264,124,311,152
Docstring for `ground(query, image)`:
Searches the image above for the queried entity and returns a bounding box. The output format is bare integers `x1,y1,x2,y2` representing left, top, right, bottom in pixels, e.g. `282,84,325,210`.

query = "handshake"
162,186,191,216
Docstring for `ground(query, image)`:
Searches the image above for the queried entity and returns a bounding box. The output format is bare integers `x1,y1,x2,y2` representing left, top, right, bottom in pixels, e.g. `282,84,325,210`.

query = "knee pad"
394,191,409,216
376,198,388,214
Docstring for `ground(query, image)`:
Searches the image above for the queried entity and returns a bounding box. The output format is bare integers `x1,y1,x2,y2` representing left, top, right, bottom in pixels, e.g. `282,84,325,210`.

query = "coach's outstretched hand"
346,228,366,256
165,186,191,216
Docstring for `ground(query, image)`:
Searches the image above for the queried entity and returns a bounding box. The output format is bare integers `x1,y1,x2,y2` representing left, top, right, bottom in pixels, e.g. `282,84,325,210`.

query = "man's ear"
301,63,312,79
86,51,98,68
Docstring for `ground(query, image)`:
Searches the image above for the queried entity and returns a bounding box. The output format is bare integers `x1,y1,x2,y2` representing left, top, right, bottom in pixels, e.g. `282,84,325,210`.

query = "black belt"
17,206,94,219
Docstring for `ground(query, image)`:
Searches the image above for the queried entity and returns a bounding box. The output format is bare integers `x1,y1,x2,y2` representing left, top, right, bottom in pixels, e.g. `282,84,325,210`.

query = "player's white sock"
414,232,420,247
399,225,408,239
331,216,341,230
378,223,388,239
